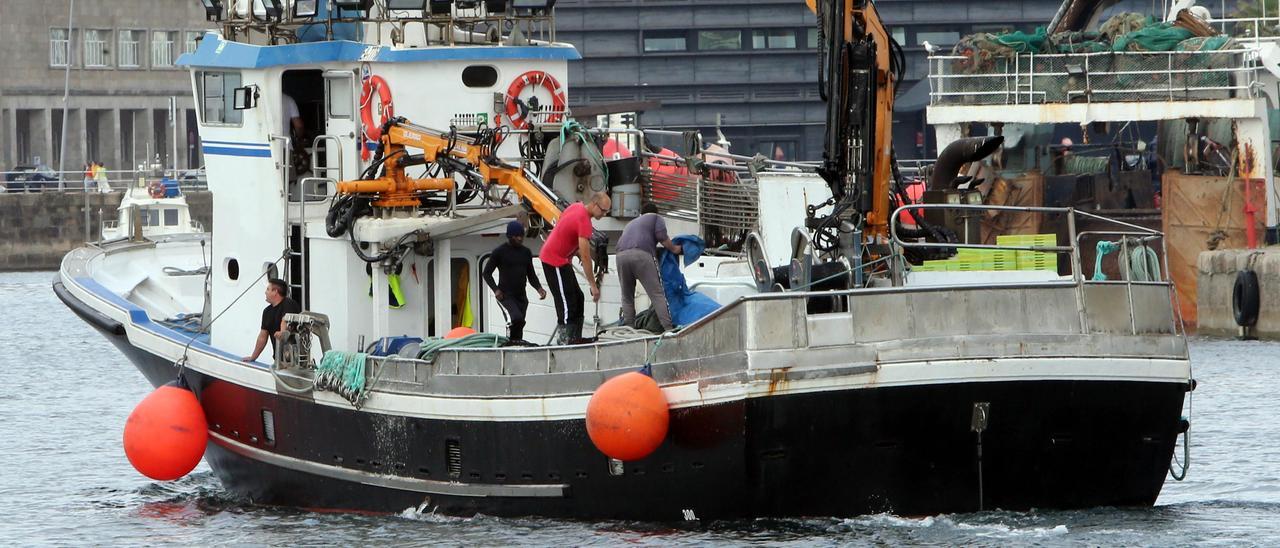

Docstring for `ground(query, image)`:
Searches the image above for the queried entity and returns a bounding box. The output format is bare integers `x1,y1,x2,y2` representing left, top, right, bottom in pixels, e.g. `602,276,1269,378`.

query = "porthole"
226,258,240,281
462,65,498,88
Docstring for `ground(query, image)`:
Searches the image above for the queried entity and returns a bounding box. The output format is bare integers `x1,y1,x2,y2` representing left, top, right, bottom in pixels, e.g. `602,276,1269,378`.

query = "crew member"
483,220,547,341
616,203,682,331
242,278,301,363
282,93,304,140
540,192,611,342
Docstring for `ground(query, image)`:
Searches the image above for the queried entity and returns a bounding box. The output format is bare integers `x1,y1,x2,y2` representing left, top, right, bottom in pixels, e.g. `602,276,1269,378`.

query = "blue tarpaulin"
659,235,721,327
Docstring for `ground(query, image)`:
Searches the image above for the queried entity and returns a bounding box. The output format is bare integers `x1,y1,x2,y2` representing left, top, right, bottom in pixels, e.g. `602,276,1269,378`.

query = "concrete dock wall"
0,191,212,271
1197,248,1280,339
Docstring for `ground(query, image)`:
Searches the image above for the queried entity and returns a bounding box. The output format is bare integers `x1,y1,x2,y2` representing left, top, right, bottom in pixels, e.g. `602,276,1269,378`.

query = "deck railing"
890,203,1182,337
928,47,1258,106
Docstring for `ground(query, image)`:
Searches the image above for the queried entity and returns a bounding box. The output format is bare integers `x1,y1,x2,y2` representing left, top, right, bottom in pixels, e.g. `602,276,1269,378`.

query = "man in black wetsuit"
242,278,301,363
482,221,547,341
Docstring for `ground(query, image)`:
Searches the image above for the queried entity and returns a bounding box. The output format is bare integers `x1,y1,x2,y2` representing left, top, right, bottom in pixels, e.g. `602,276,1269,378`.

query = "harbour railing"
0,169,207,193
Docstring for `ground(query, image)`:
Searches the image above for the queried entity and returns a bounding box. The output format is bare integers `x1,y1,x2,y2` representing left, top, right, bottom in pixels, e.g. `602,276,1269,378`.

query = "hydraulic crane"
336,118,563,225
808,0,903,241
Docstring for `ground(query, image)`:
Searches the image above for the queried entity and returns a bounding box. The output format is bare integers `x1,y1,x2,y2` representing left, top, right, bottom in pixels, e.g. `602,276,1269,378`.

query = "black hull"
106,335,1185,520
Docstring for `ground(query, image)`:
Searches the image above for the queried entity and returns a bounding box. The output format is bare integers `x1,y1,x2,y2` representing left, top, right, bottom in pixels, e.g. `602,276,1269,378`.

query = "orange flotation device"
503,70,566,129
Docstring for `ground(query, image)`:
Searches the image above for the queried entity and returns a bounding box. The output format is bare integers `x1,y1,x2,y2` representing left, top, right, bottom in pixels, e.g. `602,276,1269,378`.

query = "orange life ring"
504,70,566,129
360,75,394,142
148,180,166,199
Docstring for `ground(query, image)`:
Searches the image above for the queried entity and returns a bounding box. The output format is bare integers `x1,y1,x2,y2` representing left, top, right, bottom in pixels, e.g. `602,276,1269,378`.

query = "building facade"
0,0,210,175
553,0,1068,161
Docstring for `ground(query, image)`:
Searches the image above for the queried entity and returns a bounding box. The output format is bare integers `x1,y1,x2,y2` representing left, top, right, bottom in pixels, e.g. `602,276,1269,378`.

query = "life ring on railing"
503,70,566,130
360,75,394,143
148,180,166,199
1233,269,1260,327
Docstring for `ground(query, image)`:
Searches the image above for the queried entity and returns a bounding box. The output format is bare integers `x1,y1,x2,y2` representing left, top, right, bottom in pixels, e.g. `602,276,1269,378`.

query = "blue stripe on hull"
203,146,273,158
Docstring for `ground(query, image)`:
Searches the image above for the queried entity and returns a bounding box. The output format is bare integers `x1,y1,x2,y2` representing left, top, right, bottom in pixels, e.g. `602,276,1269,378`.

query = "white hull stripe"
210,431,567,497
64,272,1192,422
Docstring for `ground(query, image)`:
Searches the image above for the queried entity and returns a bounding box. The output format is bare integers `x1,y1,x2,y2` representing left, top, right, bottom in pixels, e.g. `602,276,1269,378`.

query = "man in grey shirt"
616,203,683,331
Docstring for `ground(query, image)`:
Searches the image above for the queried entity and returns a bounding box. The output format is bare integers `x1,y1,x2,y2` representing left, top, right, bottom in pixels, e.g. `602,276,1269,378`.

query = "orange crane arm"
338,121,563,224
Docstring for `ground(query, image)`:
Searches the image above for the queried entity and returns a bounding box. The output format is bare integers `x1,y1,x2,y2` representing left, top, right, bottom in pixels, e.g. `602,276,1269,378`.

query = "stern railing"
890,204,1181,337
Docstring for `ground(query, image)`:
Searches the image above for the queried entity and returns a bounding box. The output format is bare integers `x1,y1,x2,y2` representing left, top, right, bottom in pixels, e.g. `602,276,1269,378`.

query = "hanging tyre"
1233,269,1260,327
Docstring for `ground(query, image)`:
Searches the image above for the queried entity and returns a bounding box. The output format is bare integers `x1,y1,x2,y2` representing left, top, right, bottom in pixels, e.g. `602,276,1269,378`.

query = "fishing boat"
54,0,1193,520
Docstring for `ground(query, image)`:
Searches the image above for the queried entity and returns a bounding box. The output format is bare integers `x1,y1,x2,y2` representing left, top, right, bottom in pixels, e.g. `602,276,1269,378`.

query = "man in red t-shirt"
540,191,611,342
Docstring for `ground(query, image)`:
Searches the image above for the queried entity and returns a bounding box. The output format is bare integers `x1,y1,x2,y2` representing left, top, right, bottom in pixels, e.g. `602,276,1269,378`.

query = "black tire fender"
1233,269,1260,327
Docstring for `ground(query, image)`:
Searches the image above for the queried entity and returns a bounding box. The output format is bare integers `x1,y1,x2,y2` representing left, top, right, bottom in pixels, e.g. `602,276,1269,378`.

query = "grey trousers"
617,248,673,331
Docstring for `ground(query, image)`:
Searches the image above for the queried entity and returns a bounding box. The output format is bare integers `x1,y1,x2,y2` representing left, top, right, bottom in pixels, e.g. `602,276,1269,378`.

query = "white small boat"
100,178,205,241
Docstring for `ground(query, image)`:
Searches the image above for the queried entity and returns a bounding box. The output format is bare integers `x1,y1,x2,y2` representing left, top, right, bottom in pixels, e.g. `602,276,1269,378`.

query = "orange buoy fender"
123,381,208,481
585,371,669,461
445,326,476,339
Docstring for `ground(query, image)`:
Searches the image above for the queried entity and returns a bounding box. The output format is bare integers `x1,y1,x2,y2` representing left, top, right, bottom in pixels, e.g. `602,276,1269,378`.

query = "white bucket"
611,183,642,218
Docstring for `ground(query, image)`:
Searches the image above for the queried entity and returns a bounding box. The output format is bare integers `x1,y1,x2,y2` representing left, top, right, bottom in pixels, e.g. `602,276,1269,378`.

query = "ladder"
278,134,343,310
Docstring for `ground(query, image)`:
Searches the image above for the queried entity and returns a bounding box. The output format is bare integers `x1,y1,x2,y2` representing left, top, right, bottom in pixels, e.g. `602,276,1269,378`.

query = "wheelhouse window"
163,208,179,226
84,29,110,67
698,30,741,51
643,31,687,53
152,31,176,68
118,30,144,68
50,28,71,67
198,71,244,125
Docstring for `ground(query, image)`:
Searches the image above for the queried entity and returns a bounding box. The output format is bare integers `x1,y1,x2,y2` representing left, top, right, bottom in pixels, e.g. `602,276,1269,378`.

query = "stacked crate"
911,234,1058,272
996,234,1058,272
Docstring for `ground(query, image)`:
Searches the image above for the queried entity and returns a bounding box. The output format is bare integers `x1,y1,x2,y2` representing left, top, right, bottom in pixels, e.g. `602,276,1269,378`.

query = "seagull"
922,40,940,54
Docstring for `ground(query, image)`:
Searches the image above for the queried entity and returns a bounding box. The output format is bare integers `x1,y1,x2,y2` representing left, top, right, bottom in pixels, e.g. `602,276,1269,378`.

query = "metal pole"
170,96,178,178
60,0,75,194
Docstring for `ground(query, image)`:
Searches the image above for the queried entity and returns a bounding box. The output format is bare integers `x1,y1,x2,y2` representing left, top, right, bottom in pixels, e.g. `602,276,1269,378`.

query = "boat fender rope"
1093,240,1120,281
1169,417,1190,481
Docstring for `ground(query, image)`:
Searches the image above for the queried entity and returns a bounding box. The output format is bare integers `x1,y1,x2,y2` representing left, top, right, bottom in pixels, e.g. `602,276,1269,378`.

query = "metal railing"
928,46,1258,106
0,168,207,193
1211,16,1280,43
640,151,760,233
890,203,1180,336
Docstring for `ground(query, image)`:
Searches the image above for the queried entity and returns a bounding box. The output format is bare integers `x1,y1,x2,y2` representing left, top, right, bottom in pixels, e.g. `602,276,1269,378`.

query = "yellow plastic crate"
996,233,1057,248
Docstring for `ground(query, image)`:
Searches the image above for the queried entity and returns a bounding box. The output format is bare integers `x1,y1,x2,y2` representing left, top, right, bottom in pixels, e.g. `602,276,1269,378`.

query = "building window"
698,30,741,51
916,30,960,47
806,28,818,49
118,30,144,68
85,29,110,67
199,71,244,125
50,28,71,67
891,27,906,46
184,31,201,55
152,31,176,68
752,29,796,49
643,31,687,53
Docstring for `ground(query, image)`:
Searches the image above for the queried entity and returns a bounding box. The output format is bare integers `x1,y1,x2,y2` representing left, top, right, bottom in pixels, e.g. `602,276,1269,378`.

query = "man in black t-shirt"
242,278,301,363
482,221,546,341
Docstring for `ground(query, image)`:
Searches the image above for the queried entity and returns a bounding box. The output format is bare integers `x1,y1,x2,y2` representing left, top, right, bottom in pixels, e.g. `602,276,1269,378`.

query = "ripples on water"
4,271,1280,545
